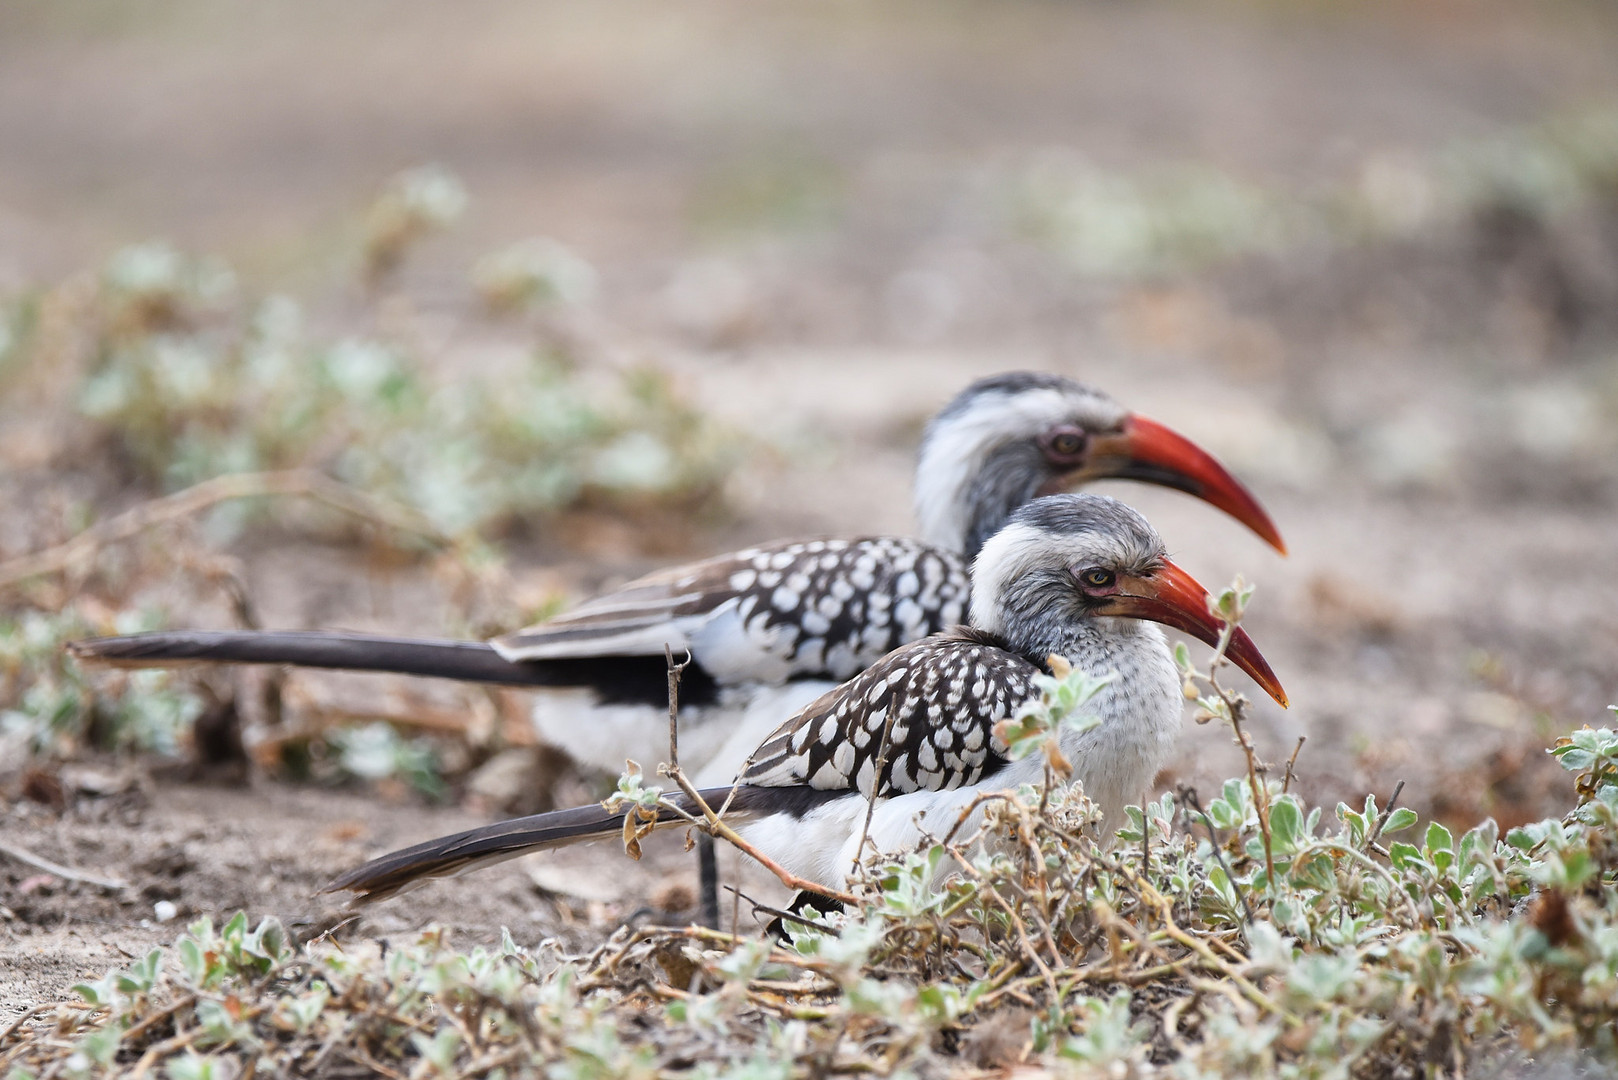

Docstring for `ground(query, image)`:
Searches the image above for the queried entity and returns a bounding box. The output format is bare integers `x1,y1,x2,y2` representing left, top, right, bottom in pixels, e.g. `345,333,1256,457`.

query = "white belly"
691,681,838,786
528,680,837,784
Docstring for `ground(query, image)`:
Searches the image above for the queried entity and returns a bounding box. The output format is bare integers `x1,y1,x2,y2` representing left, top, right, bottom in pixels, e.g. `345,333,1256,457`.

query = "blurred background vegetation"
1,0,1616,834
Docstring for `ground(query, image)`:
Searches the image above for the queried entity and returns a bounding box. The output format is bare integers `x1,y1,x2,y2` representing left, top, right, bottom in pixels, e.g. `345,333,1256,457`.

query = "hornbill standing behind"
69,373,1285,921
325,493,1288,906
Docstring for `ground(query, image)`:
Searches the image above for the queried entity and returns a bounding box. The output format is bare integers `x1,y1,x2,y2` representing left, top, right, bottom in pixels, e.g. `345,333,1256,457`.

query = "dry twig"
0,469,450,593
0,838,127,892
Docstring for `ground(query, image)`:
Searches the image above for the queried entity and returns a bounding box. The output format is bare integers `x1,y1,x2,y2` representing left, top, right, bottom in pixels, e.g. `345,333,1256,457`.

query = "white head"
913,372,1286,560
967,493,1287,707
914,374,1129,558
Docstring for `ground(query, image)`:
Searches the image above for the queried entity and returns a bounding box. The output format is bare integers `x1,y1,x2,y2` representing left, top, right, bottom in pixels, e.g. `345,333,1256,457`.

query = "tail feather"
326,785,751,903
69,631,548,685
66,630,723,706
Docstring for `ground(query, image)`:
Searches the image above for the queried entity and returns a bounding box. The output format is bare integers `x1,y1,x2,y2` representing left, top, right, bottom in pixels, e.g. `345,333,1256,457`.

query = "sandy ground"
4,0,1618,1020
0,768,792,1019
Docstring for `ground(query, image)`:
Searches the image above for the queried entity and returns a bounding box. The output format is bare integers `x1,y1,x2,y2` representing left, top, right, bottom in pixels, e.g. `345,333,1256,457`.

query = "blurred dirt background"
4,0,1618,1021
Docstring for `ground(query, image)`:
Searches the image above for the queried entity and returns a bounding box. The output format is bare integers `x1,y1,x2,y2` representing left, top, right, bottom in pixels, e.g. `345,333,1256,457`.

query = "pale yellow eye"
1081,568,1115,589
1050,432,1084,456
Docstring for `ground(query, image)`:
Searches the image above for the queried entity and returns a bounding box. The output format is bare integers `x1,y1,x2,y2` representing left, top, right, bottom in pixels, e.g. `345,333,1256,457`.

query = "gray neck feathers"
1010,600,1181,823
984,560,1091,665
916,438,1046,560
958,442,1047,561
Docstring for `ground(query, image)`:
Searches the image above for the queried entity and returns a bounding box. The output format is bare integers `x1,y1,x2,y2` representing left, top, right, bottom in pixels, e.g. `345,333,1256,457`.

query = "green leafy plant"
65,262,732,537
0,606,202,758
326,721,447,801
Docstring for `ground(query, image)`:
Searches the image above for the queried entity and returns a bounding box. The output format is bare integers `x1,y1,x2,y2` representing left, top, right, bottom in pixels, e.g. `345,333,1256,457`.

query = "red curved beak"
1074,415,1287,555
1106,559,1288,708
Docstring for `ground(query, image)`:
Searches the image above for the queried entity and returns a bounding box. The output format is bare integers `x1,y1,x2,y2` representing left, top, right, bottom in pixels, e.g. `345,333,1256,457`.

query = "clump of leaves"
324,721,447,802
0,606,202,759
473,237,600,314
361,163,468,283
63,262,731,535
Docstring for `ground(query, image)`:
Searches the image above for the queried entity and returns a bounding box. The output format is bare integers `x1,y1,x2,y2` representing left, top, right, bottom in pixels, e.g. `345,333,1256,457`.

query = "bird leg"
698,839,721,931
656,760,858,907
664,643,723,930
659,643,854,921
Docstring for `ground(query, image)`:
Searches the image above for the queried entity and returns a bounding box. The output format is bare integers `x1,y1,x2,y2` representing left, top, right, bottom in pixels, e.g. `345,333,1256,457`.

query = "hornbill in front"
325,493,1288,906
69,373,1284,920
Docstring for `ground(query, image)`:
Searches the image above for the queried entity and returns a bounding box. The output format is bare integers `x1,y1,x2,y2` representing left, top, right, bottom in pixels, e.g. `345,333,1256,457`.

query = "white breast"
1057,620,1183,828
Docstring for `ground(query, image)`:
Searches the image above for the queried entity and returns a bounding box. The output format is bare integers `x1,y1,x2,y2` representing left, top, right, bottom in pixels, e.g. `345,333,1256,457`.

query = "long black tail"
67,630,720,705
326,785,781,903
69,630,549,685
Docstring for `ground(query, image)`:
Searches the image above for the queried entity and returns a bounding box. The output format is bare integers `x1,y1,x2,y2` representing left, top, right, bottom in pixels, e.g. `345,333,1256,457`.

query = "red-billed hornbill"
69,373,1283,791
325,493,1287,905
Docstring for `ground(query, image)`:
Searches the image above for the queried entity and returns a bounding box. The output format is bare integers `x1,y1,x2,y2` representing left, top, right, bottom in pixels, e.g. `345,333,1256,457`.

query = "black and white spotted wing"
492,537,970,685
742,629,1043,798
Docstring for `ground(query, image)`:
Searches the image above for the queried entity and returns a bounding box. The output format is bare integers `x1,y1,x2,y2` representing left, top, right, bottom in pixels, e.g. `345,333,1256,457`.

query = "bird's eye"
1046,429,1087,459
1079,567,1115,589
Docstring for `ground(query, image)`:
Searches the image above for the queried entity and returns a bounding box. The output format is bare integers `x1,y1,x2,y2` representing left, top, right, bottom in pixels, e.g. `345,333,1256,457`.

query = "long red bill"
1080,415,1287,555
1108,559,1288,708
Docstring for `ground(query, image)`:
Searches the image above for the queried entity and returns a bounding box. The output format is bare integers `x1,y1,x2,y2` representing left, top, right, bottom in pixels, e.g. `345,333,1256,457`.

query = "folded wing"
743,629,1041,798
492,537,971,686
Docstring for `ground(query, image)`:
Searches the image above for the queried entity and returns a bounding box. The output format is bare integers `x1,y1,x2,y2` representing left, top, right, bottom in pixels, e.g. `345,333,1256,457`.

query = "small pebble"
153,900,178,923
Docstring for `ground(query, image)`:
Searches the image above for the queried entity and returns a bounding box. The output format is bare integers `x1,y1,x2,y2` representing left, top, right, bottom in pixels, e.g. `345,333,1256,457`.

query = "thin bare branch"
0,469,450,593
0,838,127,891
